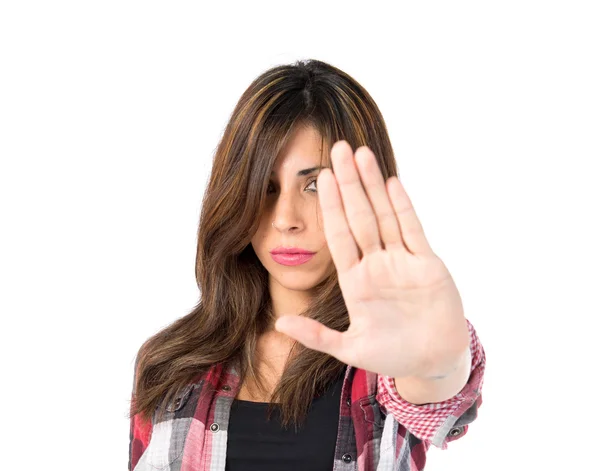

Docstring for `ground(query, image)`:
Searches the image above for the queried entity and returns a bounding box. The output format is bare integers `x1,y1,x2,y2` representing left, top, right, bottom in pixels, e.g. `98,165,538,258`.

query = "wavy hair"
127,58,399,430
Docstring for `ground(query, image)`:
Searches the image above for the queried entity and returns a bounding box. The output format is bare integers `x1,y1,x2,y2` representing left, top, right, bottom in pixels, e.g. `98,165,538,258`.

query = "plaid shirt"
129,318,485,471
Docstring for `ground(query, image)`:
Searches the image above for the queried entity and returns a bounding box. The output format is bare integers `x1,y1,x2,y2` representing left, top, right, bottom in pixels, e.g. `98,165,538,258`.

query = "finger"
386,176,433,255
330,140,382,257
354,146,405,252
274,315,348,361
317,163,360,274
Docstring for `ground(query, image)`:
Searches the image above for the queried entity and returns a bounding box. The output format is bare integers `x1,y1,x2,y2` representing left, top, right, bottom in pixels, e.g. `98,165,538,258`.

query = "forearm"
393,345,472,405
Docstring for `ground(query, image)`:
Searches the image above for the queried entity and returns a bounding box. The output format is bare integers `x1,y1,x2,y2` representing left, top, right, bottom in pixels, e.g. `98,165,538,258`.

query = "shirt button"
346,398,351,406
342,453,353,463
210,423,220,432
449,427,463,436
222,385,231,391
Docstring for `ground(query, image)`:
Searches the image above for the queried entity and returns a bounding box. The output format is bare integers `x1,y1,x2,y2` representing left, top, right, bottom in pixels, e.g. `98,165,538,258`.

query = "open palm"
275,141,470,379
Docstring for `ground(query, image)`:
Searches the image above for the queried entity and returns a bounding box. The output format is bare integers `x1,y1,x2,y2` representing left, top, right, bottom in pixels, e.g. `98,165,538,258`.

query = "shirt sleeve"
375,318,485,450
129,352,153,471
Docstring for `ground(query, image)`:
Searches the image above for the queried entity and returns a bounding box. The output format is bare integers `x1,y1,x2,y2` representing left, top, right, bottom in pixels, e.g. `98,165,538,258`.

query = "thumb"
275,315,346,359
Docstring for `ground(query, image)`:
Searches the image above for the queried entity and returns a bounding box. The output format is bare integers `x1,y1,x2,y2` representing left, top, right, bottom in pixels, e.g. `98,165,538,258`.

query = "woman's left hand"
274,140,470,379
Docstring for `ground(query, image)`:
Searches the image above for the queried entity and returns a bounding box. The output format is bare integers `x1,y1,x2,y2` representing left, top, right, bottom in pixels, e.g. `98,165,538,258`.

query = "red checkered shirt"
129,318,485,470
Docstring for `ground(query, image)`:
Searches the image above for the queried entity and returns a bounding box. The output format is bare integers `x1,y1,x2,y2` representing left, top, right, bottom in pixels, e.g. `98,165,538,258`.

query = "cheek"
321,243,333,262
250,222,270,250
316,207,326,232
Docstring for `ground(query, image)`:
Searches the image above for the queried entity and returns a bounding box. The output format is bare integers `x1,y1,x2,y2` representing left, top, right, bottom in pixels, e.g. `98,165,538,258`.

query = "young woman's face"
251,125,336,294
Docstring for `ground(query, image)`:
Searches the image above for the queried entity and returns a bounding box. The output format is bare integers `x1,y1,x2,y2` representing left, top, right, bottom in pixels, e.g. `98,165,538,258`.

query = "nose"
271,193,305,232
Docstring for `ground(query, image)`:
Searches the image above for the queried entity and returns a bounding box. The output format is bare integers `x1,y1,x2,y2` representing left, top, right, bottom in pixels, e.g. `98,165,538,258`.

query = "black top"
225,370,346,471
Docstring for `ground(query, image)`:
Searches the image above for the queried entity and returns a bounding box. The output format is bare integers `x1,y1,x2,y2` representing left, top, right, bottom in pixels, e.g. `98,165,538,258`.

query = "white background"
1,1,599,470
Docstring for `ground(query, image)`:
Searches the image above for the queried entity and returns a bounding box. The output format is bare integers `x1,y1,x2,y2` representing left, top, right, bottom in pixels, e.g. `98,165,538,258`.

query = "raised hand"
274,140,470,379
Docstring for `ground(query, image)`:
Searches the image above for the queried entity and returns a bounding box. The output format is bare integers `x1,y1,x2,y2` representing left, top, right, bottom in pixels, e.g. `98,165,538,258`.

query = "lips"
270,252,315,266
270,247,315,255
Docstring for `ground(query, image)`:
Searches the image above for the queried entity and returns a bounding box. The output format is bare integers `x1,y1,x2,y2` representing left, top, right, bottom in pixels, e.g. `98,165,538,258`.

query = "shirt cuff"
375,318,486,450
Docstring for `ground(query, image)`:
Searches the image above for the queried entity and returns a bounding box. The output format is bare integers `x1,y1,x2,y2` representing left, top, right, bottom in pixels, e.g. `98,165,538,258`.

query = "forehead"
271,125,325,174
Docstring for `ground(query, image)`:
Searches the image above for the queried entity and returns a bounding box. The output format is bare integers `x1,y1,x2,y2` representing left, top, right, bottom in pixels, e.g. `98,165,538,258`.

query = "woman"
128,59,486,471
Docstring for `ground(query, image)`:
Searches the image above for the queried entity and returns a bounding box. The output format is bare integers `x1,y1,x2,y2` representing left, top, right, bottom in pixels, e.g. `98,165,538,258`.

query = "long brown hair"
127,58,399,430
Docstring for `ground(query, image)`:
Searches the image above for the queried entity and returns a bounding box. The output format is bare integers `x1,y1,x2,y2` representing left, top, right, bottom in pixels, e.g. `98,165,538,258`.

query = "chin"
272,273,322,292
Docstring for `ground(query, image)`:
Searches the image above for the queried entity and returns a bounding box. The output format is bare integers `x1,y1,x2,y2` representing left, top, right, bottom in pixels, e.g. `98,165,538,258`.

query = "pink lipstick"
270,247,316,266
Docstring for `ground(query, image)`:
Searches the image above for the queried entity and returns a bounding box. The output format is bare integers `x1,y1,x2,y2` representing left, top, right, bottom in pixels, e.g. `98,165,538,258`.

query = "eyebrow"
271,166,324,177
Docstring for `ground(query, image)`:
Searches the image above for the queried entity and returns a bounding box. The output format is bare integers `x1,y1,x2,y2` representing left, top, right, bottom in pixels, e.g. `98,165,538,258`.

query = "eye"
305,179,318,192
266,179,318,195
